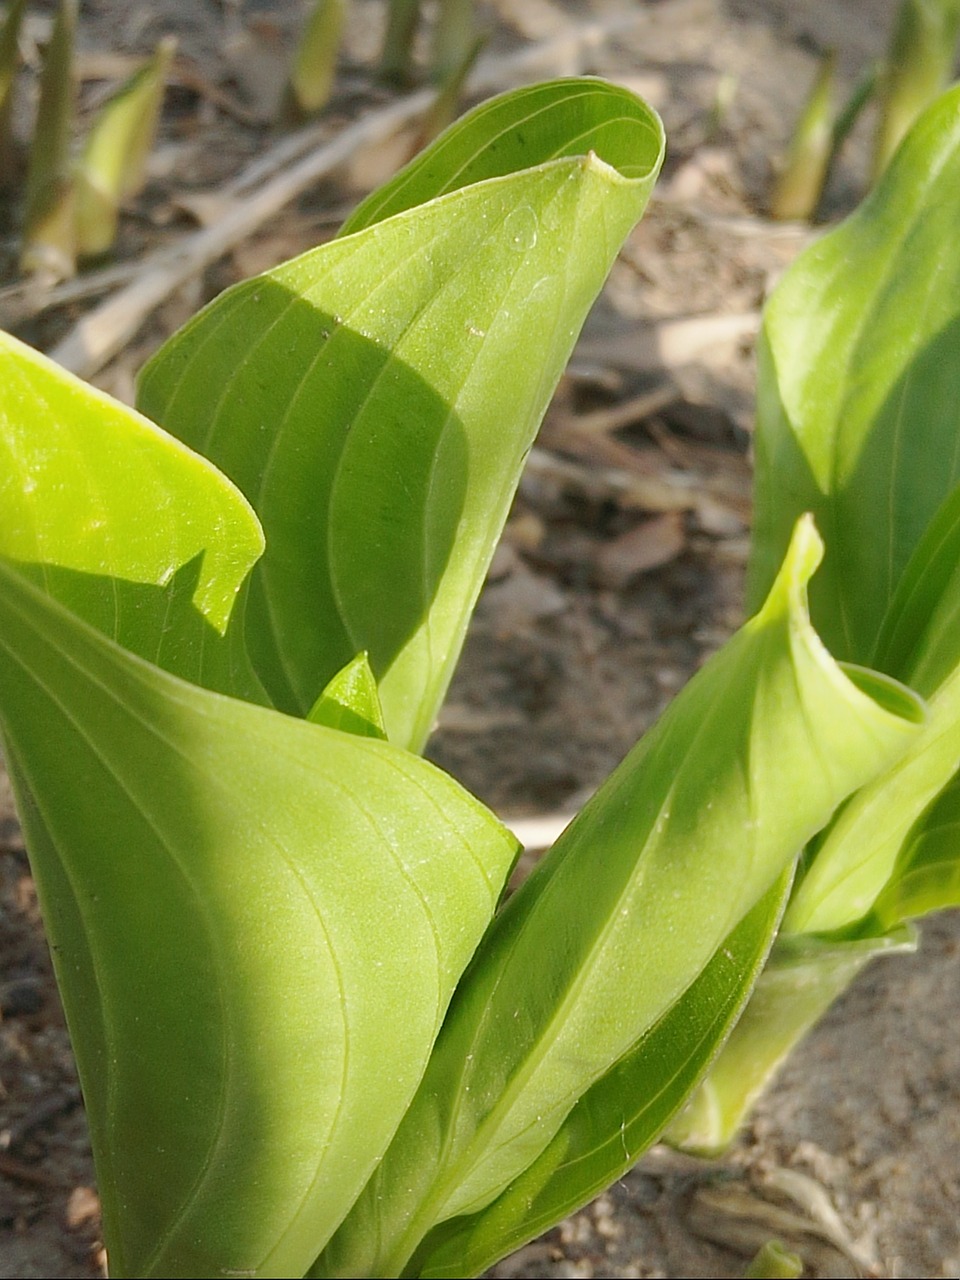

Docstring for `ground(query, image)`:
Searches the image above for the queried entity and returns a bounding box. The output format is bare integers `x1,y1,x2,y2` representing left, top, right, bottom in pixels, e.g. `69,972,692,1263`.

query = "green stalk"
279,0,345,124
830,58,881,156
22,0,77,279
0,0,26,190
770,50,836,221
380,0,421,85
75,36,174,259
430,0,475,84
666,927,914,1154
416,33,483,148
873,0,960,178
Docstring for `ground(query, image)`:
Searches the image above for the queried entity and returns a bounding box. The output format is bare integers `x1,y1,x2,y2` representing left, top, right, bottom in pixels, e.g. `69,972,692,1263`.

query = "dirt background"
1,1,959,1277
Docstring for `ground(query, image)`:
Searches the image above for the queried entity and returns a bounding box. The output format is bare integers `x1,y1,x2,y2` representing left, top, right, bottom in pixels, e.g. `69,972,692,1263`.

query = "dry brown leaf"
594,512,686,588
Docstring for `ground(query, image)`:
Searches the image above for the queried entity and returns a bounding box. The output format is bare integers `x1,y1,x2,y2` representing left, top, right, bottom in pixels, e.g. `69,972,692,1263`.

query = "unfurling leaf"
75,35,174,259
313,518,923,1278
280,0,346,123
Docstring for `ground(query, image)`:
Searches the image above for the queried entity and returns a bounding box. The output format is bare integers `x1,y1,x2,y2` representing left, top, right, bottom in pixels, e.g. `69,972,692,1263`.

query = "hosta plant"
670,79,960,1152
0,75,958,1280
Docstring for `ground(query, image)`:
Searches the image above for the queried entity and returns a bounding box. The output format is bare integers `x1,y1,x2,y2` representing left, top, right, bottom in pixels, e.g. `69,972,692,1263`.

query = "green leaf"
137,79,665,751
782,661,960,934
416,33,484,149
874,480,960,696
380,0,421,85
312,516,924,1279
748,83,960,664
870,772,960,926
429,0,476,86
0,0,25,118
770,50,836,223
744,1239,804,1280
0,0,26,187
0,329,266,699
0,561,518,1279
873,0,960,178
340,77,664,236
407,876,791,1280
308,651,387,739
0,330,262,637
784,482,960,934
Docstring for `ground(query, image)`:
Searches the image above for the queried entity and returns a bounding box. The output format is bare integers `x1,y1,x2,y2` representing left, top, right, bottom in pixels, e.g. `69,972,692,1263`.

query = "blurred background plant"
3,0,172,278
771,0,960,220
2,0,483,282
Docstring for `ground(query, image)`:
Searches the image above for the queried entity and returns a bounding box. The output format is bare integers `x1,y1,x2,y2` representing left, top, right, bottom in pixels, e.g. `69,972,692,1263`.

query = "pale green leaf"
340,77,664,235
137,80,665,751
666,924,914,1155
0,330,261,631
430,0,475,85
22,0,76,278
782,664,960,933
869,772,960,926
744,1239,804,1280
0,561,518,1279
307,651,387,739
873,0,960,178
0,329,265,699
312,517,923,1279
770,50,836,222
874,480,960,696
784,482,960,933
282,0,345,122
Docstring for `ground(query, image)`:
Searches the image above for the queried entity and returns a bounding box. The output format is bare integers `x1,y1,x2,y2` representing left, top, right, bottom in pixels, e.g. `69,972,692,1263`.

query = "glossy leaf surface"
870,772,960,925
307,651,388,739
137,79,664,751
790,484,960,932
0,330,262,639
683,88,960,1150
313,518,923,1278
